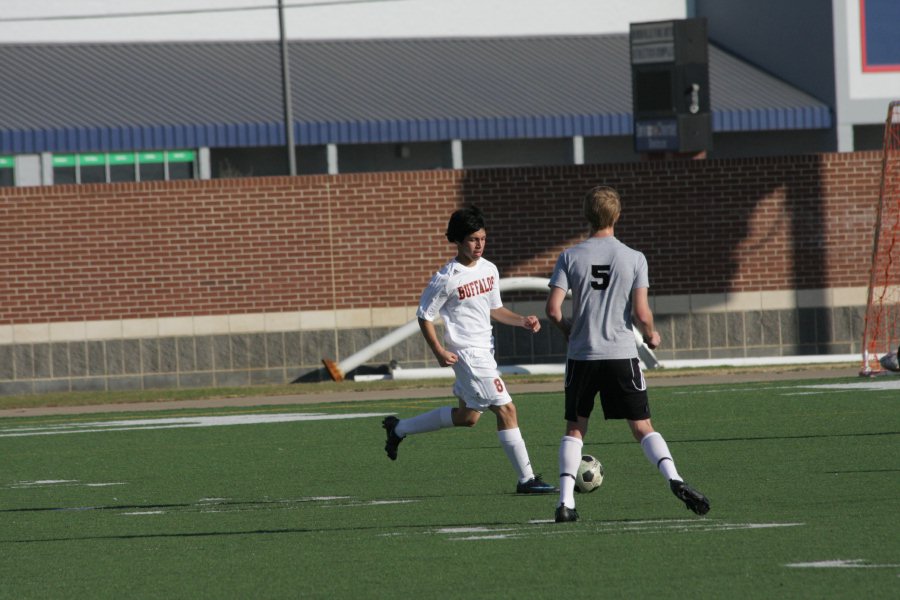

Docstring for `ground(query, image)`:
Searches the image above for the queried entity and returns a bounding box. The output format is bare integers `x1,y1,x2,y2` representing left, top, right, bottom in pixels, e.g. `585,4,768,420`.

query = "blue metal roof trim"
0,121,291,153
713,106,832,132
294,112,633,146
2,108,830,154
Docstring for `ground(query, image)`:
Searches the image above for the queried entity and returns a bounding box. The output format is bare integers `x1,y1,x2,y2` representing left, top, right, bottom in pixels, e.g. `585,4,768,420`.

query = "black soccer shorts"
564,357,651,421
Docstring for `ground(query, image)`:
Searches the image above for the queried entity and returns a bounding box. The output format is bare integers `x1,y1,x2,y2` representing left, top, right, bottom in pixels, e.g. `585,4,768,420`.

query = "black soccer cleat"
516,474,558,494
382,416,403,460
555,504,579,523
670,479,710,515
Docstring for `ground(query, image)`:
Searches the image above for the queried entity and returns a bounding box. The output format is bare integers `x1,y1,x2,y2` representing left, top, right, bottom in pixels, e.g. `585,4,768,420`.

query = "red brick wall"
0,152,882,325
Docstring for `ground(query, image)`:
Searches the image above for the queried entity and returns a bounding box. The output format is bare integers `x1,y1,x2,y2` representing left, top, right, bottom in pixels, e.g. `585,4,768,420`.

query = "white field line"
786,559,900,569
8,480,126,489
422,519,804,542
0,412,393,438
675,379,900,396
117,496,357,516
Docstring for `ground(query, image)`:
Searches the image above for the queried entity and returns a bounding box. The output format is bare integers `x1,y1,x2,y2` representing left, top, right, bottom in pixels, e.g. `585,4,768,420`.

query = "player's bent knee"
452,408,481,427
628,418,655,441
490,404,518,429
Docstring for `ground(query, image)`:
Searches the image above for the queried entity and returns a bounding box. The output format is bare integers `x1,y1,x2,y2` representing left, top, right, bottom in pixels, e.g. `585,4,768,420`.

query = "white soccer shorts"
451,347,513,411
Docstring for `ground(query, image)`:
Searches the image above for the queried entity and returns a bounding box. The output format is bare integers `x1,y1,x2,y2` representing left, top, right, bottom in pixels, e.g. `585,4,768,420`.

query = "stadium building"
0,0,895,186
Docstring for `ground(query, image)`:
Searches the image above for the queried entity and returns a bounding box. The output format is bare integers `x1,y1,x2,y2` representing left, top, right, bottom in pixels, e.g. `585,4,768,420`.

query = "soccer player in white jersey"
382,205,557,495
546,186,710,522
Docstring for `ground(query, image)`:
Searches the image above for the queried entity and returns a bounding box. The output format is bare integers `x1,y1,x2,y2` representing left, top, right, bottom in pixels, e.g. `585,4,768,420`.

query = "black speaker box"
630,18,712,153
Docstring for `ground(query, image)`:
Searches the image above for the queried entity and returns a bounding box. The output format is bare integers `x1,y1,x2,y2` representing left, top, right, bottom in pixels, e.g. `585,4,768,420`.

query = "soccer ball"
575,454,604,493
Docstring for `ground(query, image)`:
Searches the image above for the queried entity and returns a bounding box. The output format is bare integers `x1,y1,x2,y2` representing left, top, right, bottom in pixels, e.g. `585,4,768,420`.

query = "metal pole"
278,0,297,175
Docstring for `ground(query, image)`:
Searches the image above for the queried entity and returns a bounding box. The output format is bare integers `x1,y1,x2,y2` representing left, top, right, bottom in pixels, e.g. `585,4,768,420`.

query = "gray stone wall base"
0,306,866,396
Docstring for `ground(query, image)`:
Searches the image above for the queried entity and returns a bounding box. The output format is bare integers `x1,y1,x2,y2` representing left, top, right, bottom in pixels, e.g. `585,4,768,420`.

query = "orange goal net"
861,101,900,375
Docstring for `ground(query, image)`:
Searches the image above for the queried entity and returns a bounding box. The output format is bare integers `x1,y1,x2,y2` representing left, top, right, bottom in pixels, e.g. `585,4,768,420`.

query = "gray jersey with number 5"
549,236,649,360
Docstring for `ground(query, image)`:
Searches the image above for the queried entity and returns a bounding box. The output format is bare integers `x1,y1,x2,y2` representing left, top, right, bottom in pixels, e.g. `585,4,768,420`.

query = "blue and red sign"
860,0,900,72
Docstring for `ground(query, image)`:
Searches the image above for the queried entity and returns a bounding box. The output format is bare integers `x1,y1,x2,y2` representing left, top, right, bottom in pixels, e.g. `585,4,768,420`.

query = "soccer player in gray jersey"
381,205,557,495
546,186,710,523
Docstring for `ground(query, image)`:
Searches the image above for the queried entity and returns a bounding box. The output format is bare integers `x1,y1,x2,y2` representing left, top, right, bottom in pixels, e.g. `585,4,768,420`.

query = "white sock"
497,427,534,484
558,436,583,509
394,406,453,438
640,431,682,482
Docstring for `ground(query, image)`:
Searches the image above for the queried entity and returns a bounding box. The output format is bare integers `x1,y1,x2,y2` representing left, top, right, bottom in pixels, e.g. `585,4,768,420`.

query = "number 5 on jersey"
591,265,611,290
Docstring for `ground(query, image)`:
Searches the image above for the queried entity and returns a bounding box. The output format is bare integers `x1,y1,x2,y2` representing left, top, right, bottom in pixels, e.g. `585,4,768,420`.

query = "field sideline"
0,363,859,417
1,365,897,598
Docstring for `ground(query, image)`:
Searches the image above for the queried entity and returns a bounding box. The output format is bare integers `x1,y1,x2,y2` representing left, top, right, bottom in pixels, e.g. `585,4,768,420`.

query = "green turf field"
1,376,897,599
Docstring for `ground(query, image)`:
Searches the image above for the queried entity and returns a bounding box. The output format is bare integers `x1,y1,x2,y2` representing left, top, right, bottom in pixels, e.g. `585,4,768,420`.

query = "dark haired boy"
382,205,556,495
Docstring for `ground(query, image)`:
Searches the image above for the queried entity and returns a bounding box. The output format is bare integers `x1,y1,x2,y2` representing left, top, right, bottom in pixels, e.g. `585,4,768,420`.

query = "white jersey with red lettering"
417,257,502,352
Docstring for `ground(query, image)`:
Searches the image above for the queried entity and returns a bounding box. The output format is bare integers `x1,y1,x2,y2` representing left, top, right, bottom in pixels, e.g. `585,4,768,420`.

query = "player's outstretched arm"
490,307,541,332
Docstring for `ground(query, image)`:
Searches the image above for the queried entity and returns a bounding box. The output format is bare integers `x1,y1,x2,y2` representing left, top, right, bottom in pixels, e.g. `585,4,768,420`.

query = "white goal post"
322,277,660,381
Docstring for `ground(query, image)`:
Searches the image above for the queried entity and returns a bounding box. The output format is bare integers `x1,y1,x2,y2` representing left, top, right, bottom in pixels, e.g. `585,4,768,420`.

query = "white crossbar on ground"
353,354,859,381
